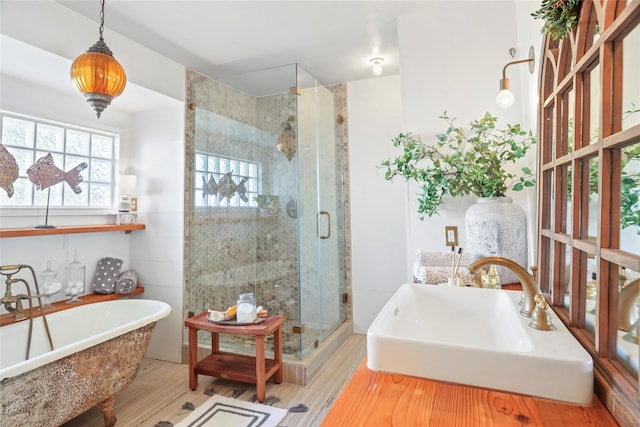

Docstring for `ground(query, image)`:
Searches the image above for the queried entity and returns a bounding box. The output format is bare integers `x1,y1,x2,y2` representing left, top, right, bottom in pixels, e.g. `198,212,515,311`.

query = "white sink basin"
367,284,593,405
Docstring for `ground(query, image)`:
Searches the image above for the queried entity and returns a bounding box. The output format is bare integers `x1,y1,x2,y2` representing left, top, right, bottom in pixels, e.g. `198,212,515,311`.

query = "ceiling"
56,0,435,86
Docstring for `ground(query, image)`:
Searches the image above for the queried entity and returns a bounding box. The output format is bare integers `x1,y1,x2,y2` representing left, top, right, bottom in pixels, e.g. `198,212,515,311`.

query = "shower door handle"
317,210,331,240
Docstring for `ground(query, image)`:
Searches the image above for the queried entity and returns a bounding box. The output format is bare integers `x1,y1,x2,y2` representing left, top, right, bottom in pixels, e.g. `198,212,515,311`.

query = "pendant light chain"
99,0,105,41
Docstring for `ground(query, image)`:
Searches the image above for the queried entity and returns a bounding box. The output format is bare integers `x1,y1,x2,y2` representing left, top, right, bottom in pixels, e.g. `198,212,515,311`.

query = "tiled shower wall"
183,68,351,358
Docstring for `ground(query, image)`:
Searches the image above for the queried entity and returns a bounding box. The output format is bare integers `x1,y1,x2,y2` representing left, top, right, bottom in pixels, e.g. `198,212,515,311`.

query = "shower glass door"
296,66,346,359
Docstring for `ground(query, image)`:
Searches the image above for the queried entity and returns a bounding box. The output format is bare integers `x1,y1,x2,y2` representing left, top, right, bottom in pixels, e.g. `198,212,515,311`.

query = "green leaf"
382,111,536,219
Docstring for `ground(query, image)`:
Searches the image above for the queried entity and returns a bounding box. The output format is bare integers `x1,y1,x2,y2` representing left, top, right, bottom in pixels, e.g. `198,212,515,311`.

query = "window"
0,112,117,208
194,152,260,207
537,2,639,424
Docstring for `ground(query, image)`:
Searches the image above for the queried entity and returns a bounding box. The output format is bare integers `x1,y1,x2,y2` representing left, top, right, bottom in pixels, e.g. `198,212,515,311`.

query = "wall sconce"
70,0,126,118
495,46,535,109
277,116,296,162
370,58,384,77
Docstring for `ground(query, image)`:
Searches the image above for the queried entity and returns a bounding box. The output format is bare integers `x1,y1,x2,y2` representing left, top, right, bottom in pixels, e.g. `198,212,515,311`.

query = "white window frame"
0,111,119,212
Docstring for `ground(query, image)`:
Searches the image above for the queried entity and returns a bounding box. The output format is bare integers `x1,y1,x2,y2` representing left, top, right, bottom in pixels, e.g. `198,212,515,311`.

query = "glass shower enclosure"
184,64,347,360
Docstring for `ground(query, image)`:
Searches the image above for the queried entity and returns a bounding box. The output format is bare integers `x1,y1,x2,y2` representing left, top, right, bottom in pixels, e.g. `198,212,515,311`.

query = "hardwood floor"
62,334,366,427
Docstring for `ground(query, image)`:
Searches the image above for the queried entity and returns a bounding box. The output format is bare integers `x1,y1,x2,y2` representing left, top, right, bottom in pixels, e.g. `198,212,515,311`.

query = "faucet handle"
529,294,556,331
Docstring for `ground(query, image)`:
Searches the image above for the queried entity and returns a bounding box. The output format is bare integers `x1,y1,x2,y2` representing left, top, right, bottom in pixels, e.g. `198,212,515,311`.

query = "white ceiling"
1,35,175,113
3,1,442,112
56,0,435,86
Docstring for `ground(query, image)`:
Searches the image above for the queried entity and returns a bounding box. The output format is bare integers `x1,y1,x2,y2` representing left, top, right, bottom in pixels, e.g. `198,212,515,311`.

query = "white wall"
128,106,185,362
347,75,407,334
397,1,540,274
346,1,544,334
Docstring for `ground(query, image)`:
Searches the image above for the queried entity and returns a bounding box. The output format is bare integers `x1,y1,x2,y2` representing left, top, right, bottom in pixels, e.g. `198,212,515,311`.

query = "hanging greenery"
532,0,583,40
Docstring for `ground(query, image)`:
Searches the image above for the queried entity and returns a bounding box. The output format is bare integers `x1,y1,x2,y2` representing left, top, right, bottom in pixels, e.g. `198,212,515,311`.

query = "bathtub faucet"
0,264,55,357
1,277,28,321
469,256,555,331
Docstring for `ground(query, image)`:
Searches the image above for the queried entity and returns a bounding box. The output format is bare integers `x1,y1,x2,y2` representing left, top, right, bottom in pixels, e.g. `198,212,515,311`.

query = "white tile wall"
128,105,185,363
347,75,409,334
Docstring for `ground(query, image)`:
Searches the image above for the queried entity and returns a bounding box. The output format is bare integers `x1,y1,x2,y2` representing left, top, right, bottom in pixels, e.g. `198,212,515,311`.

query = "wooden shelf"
0,286,145,327
0,223,145,238
195,351,280,384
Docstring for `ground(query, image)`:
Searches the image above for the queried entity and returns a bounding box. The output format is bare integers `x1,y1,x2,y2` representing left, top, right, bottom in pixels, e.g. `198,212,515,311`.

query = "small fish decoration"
0,143,19,198
27,153,87,193
236,177,249,202
217,171,236,201
202,171,249,203
202,174,217,199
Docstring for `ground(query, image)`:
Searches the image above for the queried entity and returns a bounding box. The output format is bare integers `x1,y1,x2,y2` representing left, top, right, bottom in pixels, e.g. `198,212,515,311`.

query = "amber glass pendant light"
70,0,126,118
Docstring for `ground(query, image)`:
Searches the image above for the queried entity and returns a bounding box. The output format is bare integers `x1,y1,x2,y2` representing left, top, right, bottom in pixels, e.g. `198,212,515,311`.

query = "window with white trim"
0,112,117,207
194,152,260,207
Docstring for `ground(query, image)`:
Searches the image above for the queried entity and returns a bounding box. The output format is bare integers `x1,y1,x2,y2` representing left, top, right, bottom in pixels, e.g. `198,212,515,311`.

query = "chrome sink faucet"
469,256,555,331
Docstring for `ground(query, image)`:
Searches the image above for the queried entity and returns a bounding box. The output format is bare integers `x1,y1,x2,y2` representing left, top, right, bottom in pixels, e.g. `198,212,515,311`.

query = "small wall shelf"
0,223,145,238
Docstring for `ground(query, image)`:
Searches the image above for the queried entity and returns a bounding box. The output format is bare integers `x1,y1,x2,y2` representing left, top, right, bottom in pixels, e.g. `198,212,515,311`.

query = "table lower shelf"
194,351,280,385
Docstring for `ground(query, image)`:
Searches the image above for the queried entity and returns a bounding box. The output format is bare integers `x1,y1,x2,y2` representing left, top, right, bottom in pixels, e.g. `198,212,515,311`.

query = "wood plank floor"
62,334,366,427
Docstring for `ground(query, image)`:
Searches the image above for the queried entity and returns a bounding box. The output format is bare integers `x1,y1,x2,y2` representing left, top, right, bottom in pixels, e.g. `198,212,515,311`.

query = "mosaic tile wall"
184,68,350,359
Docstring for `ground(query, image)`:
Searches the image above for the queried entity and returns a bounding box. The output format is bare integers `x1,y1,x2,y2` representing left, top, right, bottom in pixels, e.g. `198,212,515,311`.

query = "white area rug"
175,395,287,427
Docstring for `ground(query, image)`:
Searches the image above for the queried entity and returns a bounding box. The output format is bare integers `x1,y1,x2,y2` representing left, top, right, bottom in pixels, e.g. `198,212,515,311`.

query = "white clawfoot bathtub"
0,299,171,426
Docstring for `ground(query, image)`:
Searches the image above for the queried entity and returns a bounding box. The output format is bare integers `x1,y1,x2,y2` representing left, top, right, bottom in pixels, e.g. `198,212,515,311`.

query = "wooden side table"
184,312,285,402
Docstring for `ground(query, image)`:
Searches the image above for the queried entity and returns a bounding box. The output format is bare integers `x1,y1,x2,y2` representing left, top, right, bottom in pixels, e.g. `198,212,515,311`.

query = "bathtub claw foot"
98,395,117,427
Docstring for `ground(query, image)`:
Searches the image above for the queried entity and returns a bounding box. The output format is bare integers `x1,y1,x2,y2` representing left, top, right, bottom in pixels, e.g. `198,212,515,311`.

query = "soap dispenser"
482,264,502,289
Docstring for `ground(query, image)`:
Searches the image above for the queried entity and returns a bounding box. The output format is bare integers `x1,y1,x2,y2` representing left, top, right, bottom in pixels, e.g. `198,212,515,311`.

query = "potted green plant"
381,112,536,219
253,194,279,212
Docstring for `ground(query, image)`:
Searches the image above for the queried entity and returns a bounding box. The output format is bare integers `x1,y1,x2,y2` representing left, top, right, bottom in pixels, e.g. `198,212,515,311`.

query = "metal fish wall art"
27,153,88,193
203,171,249,203
202,174,217,199
0,143,19,198
236,177,249,202
217,171,236,200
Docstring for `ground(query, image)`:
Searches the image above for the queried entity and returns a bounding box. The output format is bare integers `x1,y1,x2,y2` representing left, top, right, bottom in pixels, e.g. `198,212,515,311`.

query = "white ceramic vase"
464,197,528,285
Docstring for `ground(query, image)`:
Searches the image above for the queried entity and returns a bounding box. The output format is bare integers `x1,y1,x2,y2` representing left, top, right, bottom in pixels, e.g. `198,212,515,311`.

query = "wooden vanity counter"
321,359,617,426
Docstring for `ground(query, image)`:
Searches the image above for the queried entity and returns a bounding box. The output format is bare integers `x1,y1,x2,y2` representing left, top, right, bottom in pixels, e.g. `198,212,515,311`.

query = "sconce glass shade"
496,89,515,108
71,39,126,118
277,124,296,162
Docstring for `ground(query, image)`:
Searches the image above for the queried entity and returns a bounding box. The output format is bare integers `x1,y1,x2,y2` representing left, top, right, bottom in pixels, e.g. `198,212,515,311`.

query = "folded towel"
415,249,479,267
91,257,123,294
413,265,473,285
116,270,138,294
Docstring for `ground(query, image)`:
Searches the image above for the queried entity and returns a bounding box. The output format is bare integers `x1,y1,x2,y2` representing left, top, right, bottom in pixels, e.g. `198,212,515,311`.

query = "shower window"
194,152,260,207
